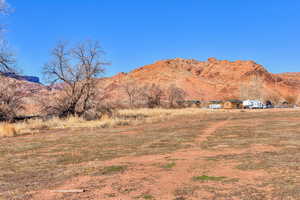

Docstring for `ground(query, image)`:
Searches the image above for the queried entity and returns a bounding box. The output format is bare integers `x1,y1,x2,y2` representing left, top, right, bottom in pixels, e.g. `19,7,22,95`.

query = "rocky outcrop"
103,58,300,101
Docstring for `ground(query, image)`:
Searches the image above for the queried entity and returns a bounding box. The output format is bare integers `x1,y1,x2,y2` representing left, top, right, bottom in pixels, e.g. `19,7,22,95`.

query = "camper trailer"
243,100,265,109
208,101,223,109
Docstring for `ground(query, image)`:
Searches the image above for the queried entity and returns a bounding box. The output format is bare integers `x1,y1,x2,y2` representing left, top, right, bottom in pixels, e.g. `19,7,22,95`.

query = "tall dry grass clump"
0,123,18,137
11,115,131,136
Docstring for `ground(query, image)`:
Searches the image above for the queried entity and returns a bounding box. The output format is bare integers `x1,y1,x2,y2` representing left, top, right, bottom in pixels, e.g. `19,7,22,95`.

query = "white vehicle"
209,104,222,109
243,100,265,109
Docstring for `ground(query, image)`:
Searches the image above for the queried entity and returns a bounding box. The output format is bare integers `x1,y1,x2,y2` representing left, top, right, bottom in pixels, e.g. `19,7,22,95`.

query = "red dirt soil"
30,118,280,200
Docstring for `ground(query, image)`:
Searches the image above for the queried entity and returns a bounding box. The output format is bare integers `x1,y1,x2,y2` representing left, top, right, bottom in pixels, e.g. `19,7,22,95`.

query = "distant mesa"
2,72,40,84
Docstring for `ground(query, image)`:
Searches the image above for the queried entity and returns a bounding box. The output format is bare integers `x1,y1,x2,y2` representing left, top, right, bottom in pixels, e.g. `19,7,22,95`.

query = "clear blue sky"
5,0,300,80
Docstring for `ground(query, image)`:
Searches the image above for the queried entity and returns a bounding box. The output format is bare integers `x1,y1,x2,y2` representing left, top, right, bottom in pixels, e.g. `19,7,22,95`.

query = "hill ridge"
104,57,300,101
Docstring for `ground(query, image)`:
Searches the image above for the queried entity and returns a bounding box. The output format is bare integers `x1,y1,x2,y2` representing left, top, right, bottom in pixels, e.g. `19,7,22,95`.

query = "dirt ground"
1,110,300,200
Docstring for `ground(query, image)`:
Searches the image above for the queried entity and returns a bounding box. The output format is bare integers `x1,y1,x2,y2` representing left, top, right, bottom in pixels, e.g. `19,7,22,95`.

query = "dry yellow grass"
0,123,18,137
1,107,298,137
2,108,204,137
9,115,132,137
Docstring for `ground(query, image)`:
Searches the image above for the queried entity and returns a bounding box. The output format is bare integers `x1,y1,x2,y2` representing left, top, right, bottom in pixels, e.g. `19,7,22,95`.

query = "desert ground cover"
0,109,300,200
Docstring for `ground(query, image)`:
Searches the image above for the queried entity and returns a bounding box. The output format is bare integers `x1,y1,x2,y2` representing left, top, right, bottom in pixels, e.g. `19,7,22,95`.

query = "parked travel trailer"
209,104,222,109
243,100,265,109
208,101,223,109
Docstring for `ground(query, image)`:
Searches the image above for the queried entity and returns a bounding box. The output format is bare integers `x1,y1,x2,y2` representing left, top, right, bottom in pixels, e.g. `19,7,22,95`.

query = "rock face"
102,58,300,102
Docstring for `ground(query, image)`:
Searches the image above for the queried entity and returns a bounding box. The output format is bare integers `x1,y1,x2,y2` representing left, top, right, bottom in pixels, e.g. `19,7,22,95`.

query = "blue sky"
4,0,300,80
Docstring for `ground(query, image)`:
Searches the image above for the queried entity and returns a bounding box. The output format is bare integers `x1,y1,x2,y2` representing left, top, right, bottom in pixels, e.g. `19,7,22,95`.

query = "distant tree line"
122,80,186,109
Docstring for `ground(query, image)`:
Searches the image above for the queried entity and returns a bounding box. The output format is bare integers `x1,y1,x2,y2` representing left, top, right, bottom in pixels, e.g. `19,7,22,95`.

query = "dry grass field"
0,108,300,200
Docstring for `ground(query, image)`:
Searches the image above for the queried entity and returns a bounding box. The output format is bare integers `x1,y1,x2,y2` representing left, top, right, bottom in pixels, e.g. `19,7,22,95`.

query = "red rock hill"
102,58,300,101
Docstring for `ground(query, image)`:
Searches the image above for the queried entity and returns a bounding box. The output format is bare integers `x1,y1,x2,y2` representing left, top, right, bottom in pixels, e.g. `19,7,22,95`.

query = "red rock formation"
101,58,300,102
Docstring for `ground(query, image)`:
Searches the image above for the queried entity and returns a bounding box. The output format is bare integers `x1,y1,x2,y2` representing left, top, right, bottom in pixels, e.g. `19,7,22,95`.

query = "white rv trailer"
243,100,265,109
209,104,222,109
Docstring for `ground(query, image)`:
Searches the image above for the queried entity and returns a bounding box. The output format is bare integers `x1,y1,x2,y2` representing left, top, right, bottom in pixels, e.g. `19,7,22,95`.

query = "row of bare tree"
123,81,186,109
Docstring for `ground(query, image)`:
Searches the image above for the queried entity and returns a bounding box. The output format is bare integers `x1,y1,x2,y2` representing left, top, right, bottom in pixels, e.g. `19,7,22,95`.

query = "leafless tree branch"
42,40,109,117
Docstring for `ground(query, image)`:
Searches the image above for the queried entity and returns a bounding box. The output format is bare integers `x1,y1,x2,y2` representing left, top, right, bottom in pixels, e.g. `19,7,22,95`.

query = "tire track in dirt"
195,118,231,144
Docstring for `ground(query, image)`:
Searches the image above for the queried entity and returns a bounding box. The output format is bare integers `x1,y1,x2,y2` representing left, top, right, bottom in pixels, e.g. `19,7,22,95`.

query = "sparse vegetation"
161,162,176,169
192,175,226,182
1,109,300,199
174,186,200,199
101,165,127,175
142,194,155,199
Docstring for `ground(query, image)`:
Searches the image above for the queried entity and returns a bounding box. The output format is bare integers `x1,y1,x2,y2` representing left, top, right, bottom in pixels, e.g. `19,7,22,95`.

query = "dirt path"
30,116,288,200
196,118,230,144
31,119,234,200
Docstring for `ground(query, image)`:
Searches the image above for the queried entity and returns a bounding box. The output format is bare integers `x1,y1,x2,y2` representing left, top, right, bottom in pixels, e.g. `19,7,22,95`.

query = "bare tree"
0,41,16,72
123,79,142,108
0,1,22,121
0,1,20,122
165,84,186,108
141,84,164,108
0,1,15,73
43,40,108,117
0,77,24,121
